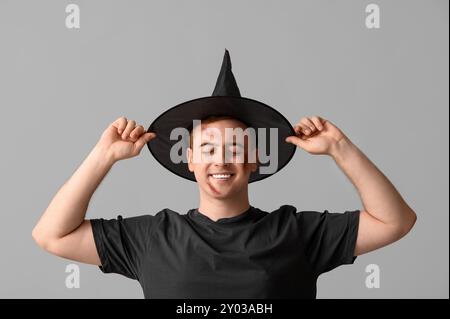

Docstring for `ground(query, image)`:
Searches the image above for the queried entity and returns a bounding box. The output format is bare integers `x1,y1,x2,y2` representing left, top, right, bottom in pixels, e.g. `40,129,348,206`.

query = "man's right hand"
96,116,157,163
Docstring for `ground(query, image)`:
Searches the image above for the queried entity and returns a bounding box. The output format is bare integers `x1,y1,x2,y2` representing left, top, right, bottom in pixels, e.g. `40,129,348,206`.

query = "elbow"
32,226,64,256
398,209,417,239
32,226,53,252
32,226,46,250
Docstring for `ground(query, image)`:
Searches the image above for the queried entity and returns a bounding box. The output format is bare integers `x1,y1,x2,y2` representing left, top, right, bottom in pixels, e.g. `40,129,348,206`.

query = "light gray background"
0,0,448,298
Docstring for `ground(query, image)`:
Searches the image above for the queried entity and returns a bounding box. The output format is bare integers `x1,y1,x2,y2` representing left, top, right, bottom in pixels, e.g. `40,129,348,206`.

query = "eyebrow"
200,142,244,148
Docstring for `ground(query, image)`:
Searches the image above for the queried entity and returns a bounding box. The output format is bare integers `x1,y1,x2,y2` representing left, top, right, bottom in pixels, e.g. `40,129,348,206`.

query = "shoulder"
253,204,299,223
270,204,298,214
143,208,186,225
149,208,191,229
253,204,297,213
258,204,298,216
255,205,338,225
106,208,186,228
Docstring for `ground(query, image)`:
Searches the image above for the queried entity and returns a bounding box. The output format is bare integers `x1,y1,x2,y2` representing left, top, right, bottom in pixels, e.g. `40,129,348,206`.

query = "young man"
32,50,416,298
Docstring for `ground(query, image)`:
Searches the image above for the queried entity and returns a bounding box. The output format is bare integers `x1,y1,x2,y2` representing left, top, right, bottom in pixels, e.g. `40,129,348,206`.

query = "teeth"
211,174,232,179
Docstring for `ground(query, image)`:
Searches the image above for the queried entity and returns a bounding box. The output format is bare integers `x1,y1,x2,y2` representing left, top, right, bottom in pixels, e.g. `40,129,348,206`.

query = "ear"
187,147,194,172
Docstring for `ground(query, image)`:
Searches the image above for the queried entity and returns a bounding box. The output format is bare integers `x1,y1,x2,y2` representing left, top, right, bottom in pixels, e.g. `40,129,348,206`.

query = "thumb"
285,135,308,149
134,132,157,153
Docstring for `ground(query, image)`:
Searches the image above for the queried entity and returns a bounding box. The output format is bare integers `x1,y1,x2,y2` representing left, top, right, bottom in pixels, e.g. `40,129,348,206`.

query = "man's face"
187,118,258,199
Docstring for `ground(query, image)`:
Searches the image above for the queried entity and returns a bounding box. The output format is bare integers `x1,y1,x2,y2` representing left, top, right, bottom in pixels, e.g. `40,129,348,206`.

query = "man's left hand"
285,116,347,155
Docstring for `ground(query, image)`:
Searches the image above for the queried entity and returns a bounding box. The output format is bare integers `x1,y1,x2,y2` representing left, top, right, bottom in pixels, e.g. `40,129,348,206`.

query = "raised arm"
32,117,156,265
285,116,417,257
328,134,417,256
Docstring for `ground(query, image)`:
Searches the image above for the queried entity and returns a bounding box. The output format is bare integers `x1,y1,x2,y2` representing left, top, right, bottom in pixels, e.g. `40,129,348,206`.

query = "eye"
202,146,214,154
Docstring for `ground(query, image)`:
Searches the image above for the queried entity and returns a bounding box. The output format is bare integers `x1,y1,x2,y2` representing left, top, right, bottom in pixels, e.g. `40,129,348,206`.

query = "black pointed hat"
147,49,296,183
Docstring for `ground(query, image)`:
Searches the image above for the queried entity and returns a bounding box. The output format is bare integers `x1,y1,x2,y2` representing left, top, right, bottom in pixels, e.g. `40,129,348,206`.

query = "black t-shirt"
90,205,360,299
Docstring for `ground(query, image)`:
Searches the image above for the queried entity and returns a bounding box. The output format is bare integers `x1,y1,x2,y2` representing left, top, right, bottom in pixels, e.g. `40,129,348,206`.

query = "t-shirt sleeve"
90,214,157,280
297,209,360,276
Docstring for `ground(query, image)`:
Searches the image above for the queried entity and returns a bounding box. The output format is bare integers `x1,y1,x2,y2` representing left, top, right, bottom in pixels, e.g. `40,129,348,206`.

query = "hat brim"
146,95,296,183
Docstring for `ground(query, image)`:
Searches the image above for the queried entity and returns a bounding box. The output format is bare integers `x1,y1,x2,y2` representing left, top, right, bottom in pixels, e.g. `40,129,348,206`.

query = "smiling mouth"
208,173,235,180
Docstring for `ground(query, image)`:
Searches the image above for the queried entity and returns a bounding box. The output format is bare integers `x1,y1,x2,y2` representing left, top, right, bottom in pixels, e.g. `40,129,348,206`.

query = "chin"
210,193,230,200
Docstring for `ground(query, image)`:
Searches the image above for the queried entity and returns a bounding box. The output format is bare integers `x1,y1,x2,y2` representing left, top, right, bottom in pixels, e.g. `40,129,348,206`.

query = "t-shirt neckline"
190,205,256,225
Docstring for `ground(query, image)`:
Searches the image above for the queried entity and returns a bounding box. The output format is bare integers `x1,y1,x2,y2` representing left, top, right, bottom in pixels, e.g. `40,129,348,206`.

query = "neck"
198,189,251,222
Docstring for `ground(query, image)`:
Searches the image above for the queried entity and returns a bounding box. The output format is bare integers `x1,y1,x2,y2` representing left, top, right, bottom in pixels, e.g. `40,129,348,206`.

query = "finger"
112,116,127,134
316,116,328,128
317,116,326,125
122,120,136,139
296,123,312,136
292,125,303,136
285,135,308,148
134,132,157,153
310,116,324,131
130,125,144,139
300,117,316,132
113,116,128,134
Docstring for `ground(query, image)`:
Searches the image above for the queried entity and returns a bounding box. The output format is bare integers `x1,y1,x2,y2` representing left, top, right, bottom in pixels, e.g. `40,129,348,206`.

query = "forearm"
330,137,416,230
32,143,115,241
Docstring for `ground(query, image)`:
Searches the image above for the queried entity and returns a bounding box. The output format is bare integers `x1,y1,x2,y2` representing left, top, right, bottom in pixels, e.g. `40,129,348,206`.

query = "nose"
213,162,230,169
212,147,230,165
